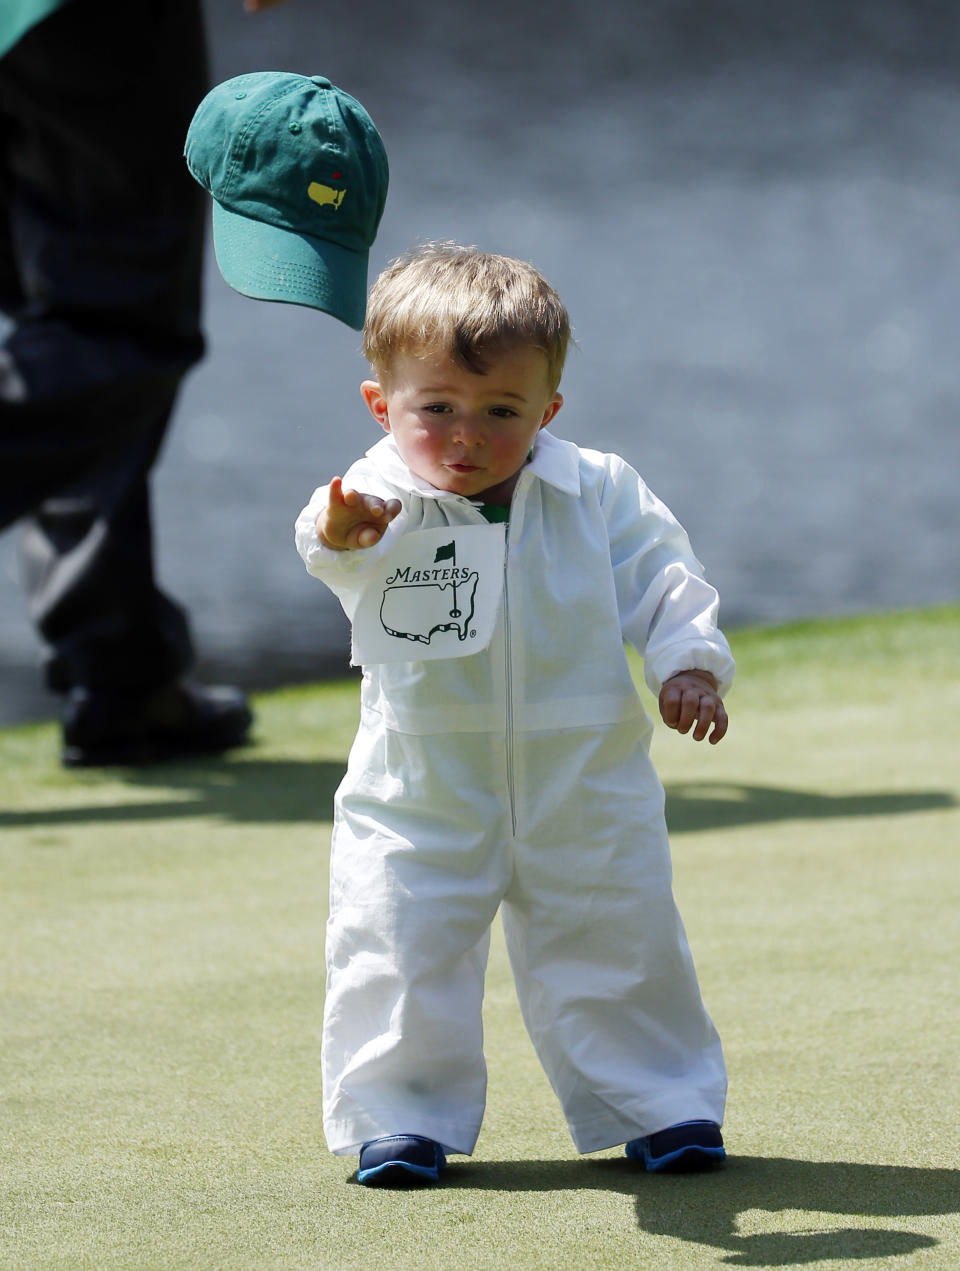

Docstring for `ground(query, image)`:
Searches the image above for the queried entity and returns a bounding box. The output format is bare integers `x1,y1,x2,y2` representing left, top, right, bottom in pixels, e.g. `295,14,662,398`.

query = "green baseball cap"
185,71,388,330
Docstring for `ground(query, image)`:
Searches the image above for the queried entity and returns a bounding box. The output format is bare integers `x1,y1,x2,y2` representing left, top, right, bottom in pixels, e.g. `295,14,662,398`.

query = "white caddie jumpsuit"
295,429,735,1157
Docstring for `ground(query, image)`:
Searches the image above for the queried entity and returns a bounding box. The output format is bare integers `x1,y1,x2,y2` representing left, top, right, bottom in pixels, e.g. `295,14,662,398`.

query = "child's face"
360,344,563,505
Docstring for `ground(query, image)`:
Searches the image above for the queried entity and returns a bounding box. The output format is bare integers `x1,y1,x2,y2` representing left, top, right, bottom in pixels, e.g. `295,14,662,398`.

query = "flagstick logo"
380,540,480,645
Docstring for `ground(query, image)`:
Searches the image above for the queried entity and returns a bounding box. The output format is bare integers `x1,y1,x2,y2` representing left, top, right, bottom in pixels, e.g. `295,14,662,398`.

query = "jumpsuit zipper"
503,531,517,836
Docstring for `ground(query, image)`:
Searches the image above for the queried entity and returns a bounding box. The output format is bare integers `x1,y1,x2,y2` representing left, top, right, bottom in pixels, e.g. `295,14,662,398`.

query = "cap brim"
211,200,368,330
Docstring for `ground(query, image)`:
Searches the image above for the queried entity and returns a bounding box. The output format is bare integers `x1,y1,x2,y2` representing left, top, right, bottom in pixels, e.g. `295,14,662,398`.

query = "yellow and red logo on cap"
308,170,346,208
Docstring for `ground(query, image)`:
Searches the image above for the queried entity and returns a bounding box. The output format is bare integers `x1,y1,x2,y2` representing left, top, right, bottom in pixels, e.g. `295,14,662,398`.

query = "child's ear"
360,380,390,432
539,392,563,429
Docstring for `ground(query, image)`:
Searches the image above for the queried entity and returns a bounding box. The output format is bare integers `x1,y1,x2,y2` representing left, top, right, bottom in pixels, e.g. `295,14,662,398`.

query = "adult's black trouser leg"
0,0,208,695
12,381,193,695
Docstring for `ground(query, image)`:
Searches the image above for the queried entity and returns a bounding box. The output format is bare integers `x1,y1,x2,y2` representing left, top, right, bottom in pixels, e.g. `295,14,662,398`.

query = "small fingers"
346,496,403,550
659,683,682,730
319,483,401,549
354,496,400,535
355,524,382,549
331,476,367,513
676,687,704,736
708,701,729,744
660,678,729,745
358,493,387,519
661,682,702,734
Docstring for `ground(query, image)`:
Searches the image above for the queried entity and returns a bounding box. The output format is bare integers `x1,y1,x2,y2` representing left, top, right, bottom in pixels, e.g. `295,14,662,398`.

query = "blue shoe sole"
630,1141,727,1172
357,1159,443,1185
357,1136,446,1187
626,1121,726,1173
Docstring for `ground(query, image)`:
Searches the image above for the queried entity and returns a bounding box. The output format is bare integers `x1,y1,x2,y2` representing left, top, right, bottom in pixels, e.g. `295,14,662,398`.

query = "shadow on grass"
0,756,346,827
1,765,954,831
443,1156,958,1265
664,782,955,834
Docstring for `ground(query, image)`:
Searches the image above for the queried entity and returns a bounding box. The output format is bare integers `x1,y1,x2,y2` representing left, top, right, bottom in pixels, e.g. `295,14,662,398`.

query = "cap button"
310,75,332,88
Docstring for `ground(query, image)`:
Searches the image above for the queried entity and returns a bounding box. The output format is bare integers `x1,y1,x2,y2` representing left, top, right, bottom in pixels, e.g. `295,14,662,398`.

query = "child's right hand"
316,476,401,551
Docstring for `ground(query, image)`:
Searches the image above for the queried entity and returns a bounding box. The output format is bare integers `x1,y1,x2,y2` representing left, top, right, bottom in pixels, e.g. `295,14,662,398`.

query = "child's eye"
423,403,452,414
489,407,517,418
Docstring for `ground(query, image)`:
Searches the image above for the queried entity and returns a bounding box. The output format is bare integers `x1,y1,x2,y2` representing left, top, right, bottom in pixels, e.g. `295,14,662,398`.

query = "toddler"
295,243,734,1185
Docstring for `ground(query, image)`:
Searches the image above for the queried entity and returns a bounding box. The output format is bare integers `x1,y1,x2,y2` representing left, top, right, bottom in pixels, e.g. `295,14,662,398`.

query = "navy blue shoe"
357,1135,447,1186
626,1120,726,1172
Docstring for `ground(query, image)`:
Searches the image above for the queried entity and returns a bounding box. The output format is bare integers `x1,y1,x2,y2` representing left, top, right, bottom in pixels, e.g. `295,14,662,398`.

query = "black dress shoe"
62,680,253,767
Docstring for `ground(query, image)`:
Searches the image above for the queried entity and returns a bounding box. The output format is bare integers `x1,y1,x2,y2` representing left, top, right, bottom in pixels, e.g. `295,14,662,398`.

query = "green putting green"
2,606,958,1269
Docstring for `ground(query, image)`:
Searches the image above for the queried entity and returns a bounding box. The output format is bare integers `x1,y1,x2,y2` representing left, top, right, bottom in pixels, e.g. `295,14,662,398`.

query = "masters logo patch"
351,524,506,664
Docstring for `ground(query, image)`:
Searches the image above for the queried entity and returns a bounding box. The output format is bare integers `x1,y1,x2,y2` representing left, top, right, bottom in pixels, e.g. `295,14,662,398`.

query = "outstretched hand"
659,670,729,744
316,476,401,551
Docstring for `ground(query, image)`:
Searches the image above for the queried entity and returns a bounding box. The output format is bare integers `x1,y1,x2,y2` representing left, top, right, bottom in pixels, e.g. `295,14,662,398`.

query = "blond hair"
363,243,571,392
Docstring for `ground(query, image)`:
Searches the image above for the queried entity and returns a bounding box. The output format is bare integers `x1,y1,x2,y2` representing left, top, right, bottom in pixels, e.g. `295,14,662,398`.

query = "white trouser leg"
322,724,511,1155
502,723,727,1153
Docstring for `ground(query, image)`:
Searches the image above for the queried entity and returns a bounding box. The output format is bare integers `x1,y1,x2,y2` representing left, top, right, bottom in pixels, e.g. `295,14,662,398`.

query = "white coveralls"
295,429,735,1157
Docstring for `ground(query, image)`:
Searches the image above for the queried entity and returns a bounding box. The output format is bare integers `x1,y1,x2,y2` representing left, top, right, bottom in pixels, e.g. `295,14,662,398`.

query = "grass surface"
2,606,959,1269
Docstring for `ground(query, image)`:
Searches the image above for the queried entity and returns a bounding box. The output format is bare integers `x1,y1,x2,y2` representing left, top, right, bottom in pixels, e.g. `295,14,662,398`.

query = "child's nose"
453,414,486,445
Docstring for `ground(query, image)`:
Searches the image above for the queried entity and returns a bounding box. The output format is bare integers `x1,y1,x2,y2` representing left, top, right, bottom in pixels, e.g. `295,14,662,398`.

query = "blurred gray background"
2,0,959,724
